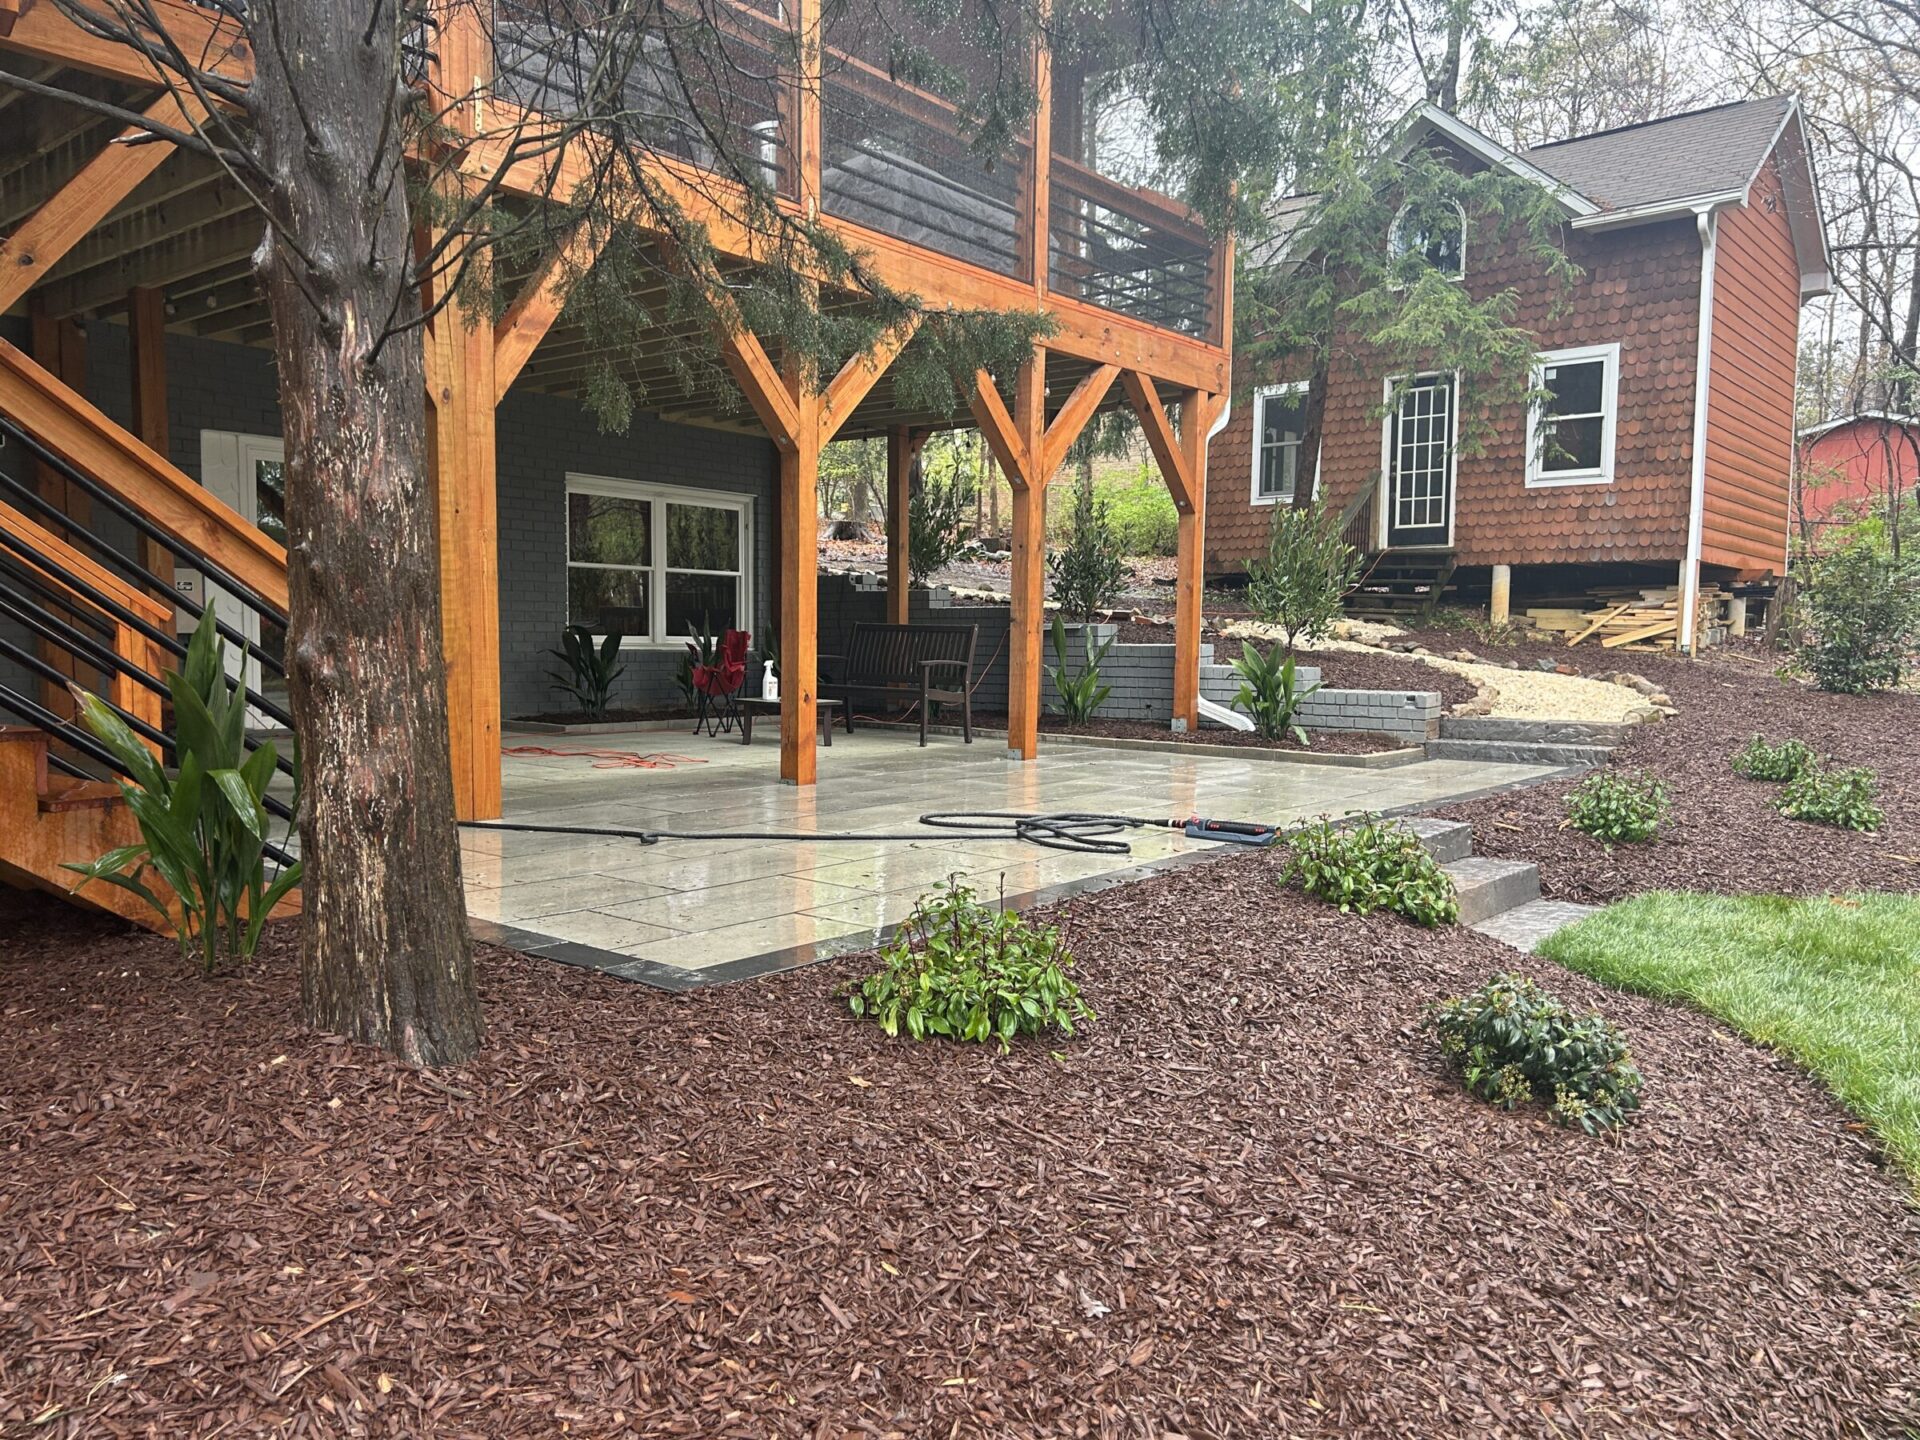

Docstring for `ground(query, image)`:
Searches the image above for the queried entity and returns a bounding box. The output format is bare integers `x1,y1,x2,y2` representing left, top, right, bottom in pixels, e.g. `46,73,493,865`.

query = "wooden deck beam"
493,220,608,402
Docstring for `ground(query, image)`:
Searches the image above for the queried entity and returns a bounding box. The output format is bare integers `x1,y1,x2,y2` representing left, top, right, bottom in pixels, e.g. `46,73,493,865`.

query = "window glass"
1389,201,1465,278
568,492,651,565
666,503,739,570
1257,389,1307,499
568,567,649,635
1539,359,1608,473
666,572,740,636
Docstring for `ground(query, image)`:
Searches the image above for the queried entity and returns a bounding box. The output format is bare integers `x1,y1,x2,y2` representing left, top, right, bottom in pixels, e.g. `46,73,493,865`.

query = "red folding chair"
692,628,750,736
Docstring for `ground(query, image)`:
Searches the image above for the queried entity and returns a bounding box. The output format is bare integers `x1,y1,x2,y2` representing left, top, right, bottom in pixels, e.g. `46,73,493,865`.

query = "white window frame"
1249,382,1320,506
1388,199,1467,283
1527,342,1620,489
564,473,754,649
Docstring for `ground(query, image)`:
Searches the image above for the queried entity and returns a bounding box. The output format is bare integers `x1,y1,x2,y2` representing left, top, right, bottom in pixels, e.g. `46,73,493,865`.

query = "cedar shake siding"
1702,156,1799,575
1208,212,1704,575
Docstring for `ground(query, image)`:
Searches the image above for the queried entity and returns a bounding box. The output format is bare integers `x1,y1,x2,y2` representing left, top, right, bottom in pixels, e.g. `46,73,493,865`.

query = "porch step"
1471,899,1599,952
0,726,157,929
1345,550,1457,619
1400,816,1474,864
1441,856,1541,926
1438,717,1638,748
41,775,122,813
1423,737,1612,769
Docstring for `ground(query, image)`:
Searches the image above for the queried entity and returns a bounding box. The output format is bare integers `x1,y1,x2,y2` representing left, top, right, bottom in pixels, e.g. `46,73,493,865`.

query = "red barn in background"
1796,413,1920,534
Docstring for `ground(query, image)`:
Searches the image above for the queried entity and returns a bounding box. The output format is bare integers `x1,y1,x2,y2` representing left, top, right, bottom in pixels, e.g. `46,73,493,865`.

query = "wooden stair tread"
40,776,123,812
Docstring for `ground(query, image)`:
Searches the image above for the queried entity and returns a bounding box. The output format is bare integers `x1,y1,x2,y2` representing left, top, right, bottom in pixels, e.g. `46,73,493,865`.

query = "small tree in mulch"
1797,543,1920,695
908,474,970,589
1048,486,1128,623
1245,505,1362,654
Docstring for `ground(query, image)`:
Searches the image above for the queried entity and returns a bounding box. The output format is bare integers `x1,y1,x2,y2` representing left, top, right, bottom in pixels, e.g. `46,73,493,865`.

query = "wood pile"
1521,584,1732,651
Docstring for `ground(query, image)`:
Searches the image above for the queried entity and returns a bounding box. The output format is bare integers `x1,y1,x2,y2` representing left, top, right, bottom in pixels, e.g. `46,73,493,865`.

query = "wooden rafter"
493,219,609,402
968,369,1029,484
0,89,205,313
1121,369,1194,512
1040,363,1120,479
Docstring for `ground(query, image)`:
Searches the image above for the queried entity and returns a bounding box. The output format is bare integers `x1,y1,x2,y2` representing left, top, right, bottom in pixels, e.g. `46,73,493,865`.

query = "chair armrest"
918,658,969,670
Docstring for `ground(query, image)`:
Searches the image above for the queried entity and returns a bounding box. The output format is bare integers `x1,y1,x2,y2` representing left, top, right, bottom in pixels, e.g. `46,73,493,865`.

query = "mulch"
974,712,1409,754
1119,621,1482,710
1408,627,1920,903
4,851,1916,1437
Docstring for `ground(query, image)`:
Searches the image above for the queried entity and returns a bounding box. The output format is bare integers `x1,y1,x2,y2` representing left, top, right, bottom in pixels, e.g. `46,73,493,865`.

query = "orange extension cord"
500,745,708,771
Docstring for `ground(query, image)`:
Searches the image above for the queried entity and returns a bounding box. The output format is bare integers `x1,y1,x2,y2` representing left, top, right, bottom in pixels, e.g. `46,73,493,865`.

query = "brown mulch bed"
1120,621,1482,709
1404,628,1920,903
5,856,1917,1437
962,712,1409,754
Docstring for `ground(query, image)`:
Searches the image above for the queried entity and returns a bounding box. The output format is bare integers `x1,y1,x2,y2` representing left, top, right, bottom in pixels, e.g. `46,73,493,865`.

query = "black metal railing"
1047,159,1216,338
0,412,297,856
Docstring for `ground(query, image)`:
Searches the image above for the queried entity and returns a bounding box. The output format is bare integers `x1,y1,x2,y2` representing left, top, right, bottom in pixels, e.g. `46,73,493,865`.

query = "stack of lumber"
1521,584,1732,651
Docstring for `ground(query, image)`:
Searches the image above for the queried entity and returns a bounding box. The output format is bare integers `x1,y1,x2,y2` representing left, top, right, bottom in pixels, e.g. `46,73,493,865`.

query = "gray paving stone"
1471,899,1600,952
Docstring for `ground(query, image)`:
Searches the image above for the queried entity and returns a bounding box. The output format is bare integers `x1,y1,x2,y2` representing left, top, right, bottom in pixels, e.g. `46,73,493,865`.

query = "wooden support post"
1172,389,1215,733
1490,563,1512,627
127,286,175,603
425,255,503,823
886,426,913,626
1005,356,1047,760
779,398,821,786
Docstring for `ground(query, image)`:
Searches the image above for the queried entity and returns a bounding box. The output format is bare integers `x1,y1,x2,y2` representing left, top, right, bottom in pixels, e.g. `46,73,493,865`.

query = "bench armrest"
918,658,970,671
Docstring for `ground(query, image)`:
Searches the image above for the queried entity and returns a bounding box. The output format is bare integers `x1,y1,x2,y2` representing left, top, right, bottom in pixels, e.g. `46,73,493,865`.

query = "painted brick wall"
495,395,778,718
818,573,1013,716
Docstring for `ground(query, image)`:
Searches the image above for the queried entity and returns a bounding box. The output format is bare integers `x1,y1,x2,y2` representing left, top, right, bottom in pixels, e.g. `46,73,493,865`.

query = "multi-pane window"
1528,343,1620,487
1388,200,1466,281
1253,384,1314,503
566,478,751,642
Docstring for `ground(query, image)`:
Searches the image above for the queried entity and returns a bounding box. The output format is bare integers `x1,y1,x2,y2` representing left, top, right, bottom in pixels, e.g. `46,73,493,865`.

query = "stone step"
1424,737,1612,768
1442,856,1541,926
1399,816,1474,865
1471,899,1599,952
1439,716,1635,747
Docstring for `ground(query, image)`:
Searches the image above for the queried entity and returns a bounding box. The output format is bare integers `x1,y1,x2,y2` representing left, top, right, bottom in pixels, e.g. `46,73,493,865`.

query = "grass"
1541,892,1920,1182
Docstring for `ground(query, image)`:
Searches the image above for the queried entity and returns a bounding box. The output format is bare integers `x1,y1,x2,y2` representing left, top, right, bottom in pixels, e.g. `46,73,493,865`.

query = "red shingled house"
1209,99,1829,651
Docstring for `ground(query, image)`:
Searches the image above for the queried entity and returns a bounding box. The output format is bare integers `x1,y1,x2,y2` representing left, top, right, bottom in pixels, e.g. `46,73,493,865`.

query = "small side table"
736,696,841,747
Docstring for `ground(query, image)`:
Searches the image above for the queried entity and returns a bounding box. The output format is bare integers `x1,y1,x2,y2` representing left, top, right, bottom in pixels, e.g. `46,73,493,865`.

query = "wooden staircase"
1344,550,1457,621
0,337,295,931
0,727,154,925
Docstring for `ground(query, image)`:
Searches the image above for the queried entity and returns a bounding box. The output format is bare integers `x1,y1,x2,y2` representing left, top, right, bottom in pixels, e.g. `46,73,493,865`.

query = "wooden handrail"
0,497,175,626
1048,155,1208,243
0,339,288,613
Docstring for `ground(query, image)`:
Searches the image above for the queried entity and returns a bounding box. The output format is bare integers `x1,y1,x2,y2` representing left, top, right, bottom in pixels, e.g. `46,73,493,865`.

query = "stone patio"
462,727,1563,988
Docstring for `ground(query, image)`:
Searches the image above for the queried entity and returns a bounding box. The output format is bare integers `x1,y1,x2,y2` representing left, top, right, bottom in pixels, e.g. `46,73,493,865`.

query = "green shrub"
1245,504,1362,652
65,613,302,972
1427,973,1643,1134
1798,543,1920,694
1284,817,1459,927
547,623,625,719
1563,769,1667,845
1779,763,1884,832
1230,641,1322,743
1047,615,1113,725
846,876,1094,1049
1731,734,1819,782
1047,486,1127,621
909,473,969,586
1105,479,1179,556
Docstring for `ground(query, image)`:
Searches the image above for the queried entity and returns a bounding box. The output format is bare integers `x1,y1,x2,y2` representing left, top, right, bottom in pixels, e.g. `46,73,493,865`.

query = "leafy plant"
64,613,302,972
547,623,625,719
1284,817,1459,927
1797,543,1919,694
1047,615,1113,725
1731,735,1818,783
908,472,969,587
1047,486,1127,621
1779,763,1884,832
1230,640,1322,743
1427,973,1643,1134
1244,503,1363,652
1563,770,1668,845
846,876,1094,1050
1105,476,1179,556
673,614,717,707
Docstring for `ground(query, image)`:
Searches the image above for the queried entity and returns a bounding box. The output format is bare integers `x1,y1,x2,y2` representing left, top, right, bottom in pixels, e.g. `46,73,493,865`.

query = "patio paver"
463,727,1563,986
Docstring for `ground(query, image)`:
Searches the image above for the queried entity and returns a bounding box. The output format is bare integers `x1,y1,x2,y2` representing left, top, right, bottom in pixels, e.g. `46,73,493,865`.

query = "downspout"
1679,207,1720,655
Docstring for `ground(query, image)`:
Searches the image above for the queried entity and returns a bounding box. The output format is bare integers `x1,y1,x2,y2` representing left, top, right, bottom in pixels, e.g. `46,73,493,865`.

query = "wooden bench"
820,622,977,745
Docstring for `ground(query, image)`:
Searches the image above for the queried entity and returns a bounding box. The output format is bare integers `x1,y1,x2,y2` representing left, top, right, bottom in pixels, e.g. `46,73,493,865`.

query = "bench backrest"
843,622,977,681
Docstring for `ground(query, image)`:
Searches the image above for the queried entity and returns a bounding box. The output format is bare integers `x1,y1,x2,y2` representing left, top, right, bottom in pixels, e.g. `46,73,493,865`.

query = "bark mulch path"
1119,621,1482,711
1407,629,1920,903
4,858,1916,1438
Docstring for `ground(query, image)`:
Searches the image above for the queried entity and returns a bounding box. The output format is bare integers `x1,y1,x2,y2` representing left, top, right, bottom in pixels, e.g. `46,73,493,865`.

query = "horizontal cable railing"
1047,158,1215,338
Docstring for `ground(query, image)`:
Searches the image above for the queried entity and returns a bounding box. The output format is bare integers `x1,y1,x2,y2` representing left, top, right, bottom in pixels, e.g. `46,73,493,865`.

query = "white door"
200,431,288,727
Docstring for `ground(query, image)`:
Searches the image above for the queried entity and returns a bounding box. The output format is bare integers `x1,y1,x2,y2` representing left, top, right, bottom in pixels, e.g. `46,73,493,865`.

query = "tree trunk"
251,0,482,1065
1291,366,1330,512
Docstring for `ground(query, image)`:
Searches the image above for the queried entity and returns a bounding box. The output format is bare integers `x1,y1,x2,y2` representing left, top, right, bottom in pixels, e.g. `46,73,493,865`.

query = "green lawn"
1541,892,1920,1181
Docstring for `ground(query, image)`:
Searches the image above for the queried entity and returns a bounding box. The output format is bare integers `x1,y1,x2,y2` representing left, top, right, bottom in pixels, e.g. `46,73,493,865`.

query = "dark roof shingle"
1521,97,1794,212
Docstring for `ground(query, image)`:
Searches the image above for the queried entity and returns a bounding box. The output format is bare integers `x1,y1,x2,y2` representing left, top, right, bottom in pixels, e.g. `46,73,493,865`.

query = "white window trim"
1388,199,1467,283
1527,342,1620,489
1249,382,1321,507
564,473,754,649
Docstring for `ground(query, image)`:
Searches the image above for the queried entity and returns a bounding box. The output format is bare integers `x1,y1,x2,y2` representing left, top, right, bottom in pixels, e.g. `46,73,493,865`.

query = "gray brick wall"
818,573,1013,715
495,394,777,718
